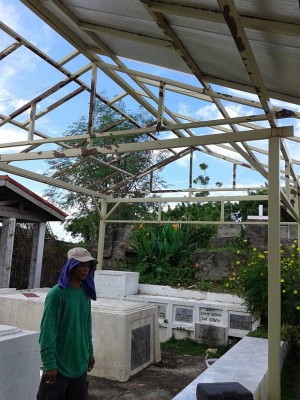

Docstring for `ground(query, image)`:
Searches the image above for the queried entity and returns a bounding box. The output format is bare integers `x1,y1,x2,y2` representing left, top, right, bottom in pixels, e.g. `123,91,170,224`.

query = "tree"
193,163,209,186
227,185,296,222
44,97,167,245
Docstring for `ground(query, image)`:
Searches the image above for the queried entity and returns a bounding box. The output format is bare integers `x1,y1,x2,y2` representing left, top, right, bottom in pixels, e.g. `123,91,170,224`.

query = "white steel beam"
0,115,287,150
0,164,107,199
0,127,293,162
104,194,268,203
268,137,281,400
218,0,277,128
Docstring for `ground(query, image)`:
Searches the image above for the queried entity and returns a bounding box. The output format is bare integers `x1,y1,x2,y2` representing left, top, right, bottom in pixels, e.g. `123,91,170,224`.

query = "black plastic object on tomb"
196,382,253,400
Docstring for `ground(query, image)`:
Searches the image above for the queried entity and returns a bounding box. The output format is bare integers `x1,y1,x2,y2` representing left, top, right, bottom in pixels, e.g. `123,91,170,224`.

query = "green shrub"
281,324,300,345
124,224,197,286
225,241,300,325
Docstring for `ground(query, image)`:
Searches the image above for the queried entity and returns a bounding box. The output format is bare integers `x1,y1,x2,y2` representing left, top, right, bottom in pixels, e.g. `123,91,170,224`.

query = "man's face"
71,262,90,281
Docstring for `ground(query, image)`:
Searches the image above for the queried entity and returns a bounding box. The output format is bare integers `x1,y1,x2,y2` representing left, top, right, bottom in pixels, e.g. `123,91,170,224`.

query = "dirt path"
88,351,206,399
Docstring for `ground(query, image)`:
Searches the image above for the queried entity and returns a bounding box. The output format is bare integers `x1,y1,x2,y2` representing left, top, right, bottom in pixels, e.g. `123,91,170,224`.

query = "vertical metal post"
88,63,97,143
268,136,281,400
0,218,16,288
28,222,46,288
158,202,161,223
220,201,225,222
156,81,165,129
97,200,107,270
189,150,193,196
232,163,236,189
297,188,300,248
284,161,290,201
28,101,36,141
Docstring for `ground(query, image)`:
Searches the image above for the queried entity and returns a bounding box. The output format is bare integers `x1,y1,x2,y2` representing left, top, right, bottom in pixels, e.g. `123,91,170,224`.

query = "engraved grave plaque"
157,305,167,319
195,323,227,345
131,324,150,371
175,307,193,323
230,314,252,331
200,308,224,326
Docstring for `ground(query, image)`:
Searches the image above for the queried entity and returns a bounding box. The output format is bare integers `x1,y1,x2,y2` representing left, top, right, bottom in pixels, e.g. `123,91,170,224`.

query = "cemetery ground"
86,338,300,400
88,350,206,400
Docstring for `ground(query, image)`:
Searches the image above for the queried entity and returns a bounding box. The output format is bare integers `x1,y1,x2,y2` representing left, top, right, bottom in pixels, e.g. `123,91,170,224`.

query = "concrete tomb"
94,270,139,299
0,324,40,400
125,284,260,345
0,289,161,382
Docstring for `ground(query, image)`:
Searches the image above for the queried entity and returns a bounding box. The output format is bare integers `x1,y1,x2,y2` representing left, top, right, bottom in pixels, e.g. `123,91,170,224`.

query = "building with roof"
0,175,67,289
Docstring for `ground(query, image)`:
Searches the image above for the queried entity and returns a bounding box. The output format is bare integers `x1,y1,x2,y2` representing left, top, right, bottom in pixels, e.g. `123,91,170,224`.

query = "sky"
0,0,299,241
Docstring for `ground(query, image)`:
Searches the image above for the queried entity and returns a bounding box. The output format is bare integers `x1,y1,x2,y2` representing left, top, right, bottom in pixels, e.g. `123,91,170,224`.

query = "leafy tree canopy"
44,96,167,244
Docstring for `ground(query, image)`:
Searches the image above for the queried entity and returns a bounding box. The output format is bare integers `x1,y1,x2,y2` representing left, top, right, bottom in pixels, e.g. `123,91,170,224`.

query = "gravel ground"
88,351,207,400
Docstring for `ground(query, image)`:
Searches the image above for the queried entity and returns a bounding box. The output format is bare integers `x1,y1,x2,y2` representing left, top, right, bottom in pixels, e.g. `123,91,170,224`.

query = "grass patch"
161,337,229,357
246,326,268,339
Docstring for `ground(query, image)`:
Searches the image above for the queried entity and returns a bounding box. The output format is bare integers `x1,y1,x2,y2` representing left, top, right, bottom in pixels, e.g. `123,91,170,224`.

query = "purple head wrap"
58,258,97,300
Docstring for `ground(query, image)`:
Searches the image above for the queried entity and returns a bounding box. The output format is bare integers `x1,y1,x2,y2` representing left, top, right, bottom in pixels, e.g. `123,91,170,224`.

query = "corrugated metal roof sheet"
22,0,299,102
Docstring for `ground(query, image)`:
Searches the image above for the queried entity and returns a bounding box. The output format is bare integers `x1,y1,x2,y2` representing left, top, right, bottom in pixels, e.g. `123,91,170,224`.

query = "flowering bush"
225,241,300,325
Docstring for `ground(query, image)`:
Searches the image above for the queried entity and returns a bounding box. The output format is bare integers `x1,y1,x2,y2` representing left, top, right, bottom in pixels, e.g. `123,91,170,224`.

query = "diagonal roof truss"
1,2,300,399
0,1,299,203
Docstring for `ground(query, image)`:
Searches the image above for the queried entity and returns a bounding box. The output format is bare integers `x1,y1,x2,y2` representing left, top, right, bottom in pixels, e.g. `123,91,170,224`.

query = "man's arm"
87,298,94,371
39,288,63,382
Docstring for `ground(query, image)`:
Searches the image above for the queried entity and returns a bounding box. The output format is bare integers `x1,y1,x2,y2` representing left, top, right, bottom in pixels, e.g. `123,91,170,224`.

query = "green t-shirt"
39,284,93,378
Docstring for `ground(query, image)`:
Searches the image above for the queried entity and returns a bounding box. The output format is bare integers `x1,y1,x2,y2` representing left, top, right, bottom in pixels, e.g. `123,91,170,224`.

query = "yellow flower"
236,261,240,265
282,290,286,293
296,306,300,311
253,248,257,252
243,239,248,243
258,254,265,259
293,290,298,295
280,279,285,283
292,244,296,249
237,250,240,254
225,283,229,287
280,250,284,254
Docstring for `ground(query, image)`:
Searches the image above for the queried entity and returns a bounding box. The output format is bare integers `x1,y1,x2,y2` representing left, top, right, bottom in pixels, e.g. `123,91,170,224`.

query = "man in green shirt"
37,247,97,400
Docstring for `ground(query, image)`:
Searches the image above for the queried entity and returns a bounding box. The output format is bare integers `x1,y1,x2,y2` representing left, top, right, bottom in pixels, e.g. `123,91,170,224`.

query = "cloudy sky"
0,0,299,240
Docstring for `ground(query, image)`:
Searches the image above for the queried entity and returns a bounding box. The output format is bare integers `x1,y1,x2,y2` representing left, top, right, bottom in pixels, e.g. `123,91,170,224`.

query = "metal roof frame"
1,2,300,398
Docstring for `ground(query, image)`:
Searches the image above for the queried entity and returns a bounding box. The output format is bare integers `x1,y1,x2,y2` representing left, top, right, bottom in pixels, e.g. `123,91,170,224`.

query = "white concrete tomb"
0,324,40,400
0,290,161,382
94,270,139,299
